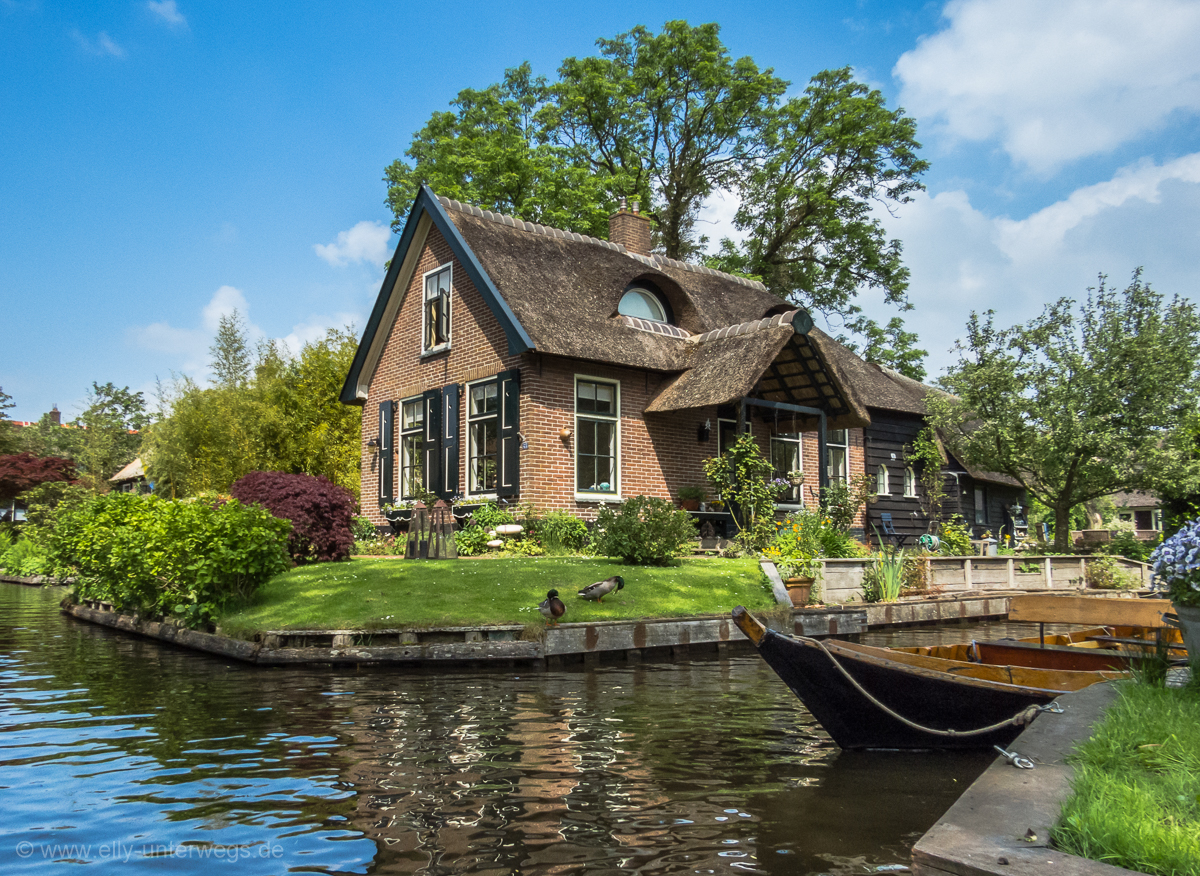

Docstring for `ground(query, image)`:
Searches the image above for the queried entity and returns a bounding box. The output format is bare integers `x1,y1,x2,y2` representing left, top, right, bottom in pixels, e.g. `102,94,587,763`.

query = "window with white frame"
423,264,451,351
467,379,499,494
576,378,619,494
771,433,802,504
827,429,848,482
399,398,424,498
876,464,890,496
903,466,917,498
974,487,987,525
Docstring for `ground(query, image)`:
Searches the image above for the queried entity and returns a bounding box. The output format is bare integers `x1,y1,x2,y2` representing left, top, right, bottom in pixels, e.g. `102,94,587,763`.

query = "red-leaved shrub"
230,471,355,563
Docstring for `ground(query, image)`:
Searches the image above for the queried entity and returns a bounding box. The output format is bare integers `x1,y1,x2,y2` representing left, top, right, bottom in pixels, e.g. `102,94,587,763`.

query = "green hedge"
51,492,291,627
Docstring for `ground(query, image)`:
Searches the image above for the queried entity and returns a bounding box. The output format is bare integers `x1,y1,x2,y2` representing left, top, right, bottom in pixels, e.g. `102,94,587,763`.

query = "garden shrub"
820,474,872,533
592,495,696,565
937,515,973,556
1101,529,1155,563
50,492,290,626
351,515,378,542
1085,554,1137,590
353,535,400,556
535,510,589,553
230,471,356,563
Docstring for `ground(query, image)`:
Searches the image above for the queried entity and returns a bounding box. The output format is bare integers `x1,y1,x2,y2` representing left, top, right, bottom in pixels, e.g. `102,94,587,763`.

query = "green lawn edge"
1053,680,1200,875
217,556,777,639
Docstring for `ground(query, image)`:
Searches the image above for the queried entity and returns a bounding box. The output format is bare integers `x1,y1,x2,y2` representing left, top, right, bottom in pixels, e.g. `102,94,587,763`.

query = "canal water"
3,583,1035,875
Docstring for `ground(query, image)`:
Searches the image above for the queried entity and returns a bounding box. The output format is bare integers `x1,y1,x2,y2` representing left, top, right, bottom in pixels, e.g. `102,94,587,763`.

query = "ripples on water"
1,584,999,875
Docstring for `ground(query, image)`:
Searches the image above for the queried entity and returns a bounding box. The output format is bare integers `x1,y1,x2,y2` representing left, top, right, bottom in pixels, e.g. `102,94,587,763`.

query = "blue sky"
3,0,1199,423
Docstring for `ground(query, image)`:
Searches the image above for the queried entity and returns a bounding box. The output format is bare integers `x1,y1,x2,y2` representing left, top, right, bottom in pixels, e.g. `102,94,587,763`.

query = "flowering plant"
1149,519,1200,607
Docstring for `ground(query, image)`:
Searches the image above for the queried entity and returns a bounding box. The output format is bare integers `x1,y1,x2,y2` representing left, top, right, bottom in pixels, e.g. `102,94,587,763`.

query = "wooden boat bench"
1006,593,1176,647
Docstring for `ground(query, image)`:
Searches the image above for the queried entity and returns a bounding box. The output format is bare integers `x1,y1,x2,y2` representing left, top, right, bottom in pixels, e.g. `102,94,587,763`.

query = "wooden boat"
731,606,1124,751
887,595,1181,672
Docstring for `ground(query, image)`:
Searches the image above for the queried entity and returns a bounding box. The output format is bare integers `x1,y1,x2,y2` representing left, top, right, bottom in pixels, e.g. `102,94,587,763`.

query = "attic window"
618,286,670,323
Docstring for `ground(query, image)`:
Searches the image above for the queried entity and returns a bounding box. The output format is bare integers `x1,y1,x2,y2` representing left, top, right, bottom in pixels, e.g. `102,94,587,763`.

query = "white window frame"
903,466,917,498
398,396,424,499
466,376,500,497
827,429,849,482
876,464,890,496
974,487,987,525
771,433,803,507
421,263,452,354
574,375,621,501
718,417,752,456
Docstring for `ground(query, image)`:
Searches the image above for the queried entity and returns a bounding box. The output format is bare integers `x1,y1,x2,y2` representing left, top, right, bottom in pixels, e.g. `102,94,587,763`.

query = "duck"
538,589,566,624
578,575,624,603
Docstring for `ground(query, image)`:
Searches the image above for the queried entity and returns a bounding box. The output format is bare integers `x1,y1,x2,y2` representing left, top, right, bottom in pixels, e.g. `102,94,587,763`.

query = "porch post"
817,411,828,498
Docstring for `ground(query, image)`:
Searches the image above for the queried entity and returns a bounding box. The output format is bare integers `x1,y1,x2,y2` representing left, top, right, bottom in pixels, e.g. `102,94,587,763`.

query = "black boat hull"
756,630,1060,750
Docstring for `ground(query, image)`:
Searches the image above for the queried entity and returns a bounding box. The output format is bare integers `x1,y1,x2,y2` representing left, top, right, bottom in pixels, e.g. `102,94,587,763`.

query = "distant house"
110,457,151,494
340,186,1024,540
1110,490,1163,534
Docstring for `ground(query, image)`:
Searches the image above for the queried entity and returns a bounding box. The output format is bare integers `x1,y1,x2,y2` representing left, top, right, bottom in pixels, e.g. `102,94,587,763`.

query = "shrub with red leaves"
229,471,356,563
0,453,77,504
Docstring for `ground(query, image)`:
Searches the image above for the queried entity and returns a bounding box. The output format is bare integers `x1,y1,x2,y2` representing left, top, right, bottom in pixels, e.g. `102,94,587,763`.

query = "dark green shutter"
422,388,442,496
497,368,521,497
378,400,394,505
441,383,460,498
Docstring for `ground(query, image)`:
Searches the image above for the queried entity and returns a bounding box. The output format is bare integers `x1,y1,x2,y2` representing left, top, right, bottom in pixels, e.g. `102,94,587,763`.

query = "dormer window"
618,286,670,323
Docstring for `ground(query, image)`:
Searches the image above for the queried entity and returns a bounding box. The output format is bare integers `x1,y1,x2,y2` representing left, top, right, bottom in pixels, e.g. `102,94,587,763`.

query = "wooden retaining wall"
820,555,1149,605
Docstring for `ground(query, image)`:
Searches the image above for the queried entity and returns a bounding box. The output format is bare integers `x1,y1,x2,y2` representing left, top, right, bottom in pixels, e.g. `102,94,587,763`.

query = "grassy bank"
1054,680,1200,874
218,556,775,638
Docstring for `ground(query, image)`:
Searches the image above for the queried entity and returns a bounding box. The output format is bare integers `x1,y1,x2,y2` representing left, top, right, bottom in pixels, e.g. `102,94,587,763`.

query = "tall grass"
1054,682,1200,874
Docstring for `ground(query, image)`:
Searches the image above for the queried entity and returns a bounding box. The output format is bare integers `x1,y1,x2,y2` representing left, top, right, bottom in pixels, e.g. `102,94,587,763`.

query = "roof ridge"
690,309,800,344
437,195,768,292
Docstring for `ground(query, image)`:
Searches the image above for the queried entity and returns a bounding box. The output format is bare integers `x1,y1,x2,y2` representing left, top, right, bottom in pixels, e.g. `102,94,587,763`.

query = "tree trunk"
1054,503,1074,552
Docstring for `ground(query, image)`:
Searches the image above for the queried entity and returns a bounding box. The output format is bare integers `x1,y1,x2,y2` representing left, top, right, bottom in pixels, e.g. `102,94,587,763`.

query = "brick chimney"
608,197,652,256
49,405,60,425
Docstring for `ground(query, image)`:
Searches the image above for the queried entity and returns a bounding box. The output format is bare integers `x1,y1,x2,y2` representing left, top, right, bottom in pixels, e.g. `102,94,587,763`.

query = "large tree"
0,453,76,504
76,383,149,490
927,271,1200,551
383,21,927,351
143,325,361,498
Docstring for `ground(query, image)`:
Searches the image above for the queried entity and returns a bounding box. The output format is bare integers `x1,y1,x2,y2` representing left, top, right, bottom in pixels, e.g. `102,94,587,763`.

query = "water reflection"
1,583,993,875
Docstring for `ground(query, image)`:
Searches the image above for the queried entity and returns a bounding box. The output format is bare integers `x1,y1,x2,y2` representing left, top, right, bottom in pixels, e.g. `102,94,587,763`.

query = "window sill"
420,344,451,359
575,494,621,504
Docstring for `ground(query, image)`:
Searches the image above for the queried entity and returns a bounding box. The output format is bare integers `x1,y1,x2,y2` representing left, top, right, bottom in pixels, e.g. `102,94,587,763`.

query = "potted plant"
779,556,818,607
1149,520,1200,661
678,486,705,512
787,469,804,486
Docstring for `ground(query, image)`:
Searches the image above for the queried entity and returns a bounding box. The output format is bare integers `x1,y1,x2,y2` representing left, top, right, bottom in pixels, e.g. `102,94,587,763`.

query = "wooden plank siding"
862,411,930,542
861,410,1027,544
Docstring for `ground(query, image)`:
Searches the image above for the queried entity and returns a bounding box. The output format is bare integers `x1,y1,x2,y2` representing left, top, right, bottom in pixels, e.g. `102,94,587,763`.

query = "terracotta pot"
680,499,701,512
1176,604,1200,663
784,576,814,607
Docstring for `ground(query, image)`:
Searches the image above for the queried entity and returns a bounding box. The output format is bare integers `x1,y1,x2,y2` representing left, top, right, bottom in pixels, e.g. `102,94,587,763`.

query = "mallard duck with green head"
538,589,565,624
578,575,624,603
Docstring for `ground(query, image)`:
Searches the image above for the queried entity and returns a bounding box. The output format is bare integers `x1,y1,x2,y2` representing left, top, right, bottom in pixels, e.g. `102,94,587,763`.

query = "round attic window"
618,287,668,323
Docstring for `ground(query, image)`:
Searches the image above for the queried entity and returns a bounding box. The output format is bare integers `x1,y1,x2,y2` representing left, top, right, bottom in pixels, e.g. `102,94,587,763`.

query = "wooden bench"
1007,594,1174,629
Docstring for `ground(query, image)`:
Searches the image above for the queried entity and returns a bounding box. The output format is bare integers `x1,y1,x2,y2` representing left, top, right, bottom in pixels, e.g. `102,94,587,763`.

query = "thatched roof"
109,457,144,483
342,186,873,428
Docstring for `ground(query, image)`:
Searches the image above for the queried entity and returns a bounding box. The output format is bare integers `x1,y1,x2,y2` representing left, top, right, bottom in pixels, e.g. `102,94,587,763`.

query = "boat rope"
805,636,1061,739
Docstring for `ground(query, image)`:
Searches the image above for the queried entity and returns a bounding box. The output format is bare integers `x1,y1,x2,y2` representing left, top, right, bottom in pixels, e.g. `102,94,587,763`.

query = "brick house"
340,186,1021,539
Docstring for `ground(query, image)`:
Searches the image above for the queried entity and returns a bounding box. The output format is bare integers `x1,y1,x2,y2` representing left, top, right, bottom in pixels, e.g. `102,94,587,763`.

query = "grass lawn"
217,556,776,638
1053,680,1200,875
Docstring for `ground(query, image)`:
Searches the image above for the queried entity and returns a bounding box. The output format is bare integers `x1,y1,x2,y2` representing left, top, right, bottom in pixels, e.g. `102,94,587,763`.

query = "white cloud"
146,0,187,27
696,187,747,248
130,286,362,383
895,0,1200,172
201,285,250,332
879,154,1200,376
314,221,392,267
73,29,126,58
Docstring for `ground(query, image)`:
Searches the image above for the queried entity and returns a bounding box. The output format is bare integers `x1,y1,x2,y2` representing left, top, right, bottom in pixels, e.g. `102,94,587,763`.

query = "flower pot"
784,576,814,607
1175,604,1200,663
681,499,701,511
